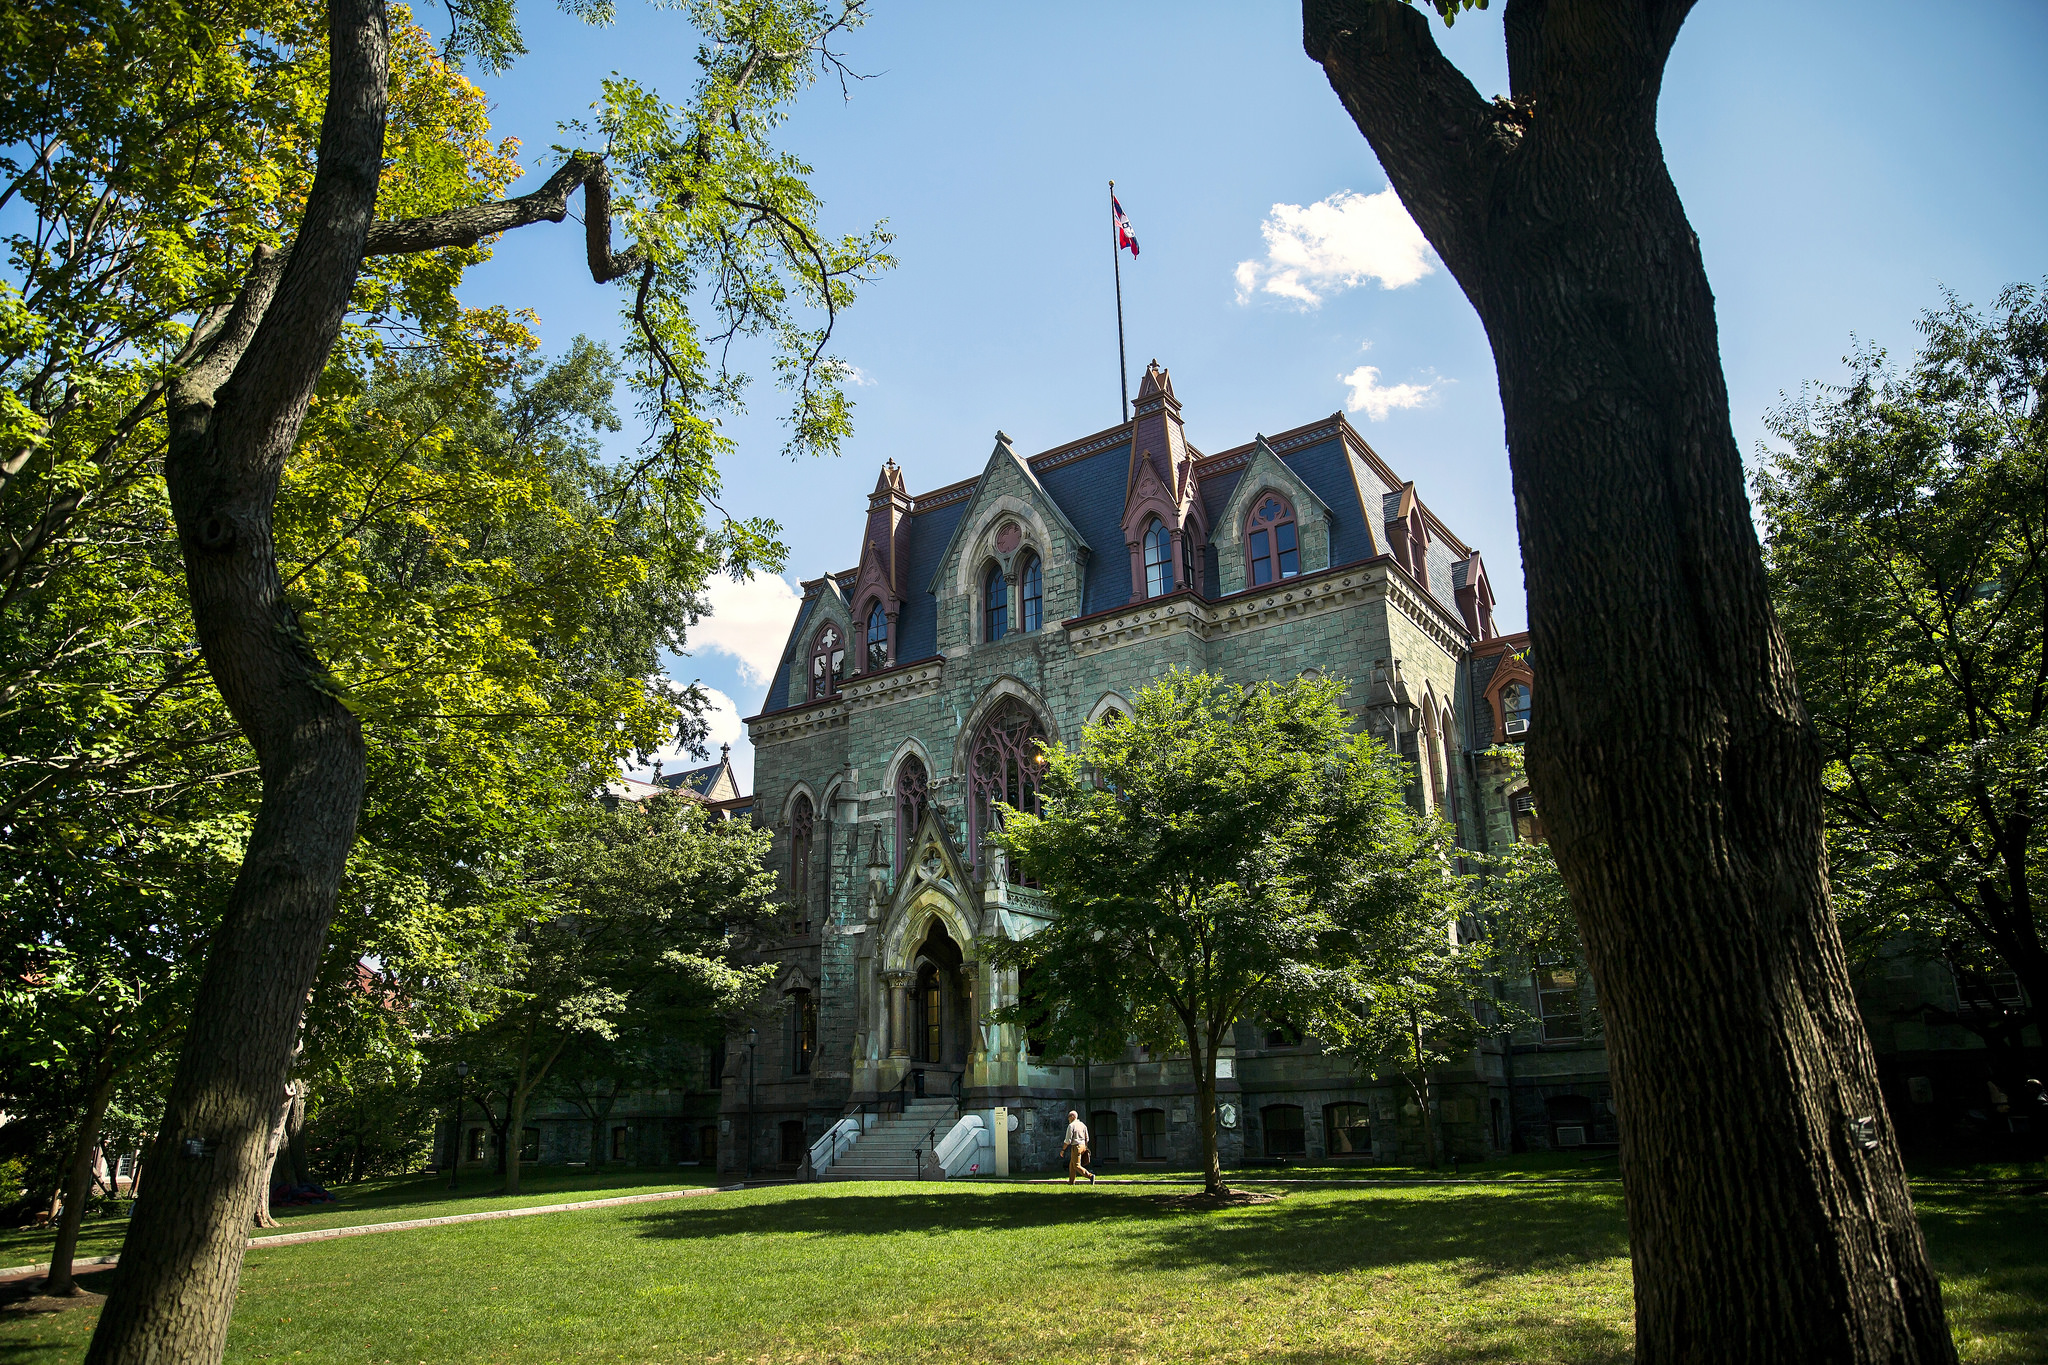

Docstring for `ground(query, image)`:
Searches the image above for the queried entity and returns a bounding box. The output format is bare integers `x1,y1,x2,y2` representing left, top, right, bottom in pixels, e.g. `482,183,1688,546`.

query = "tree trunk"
1304,3,1955,1361
252,1085,295,1229
46,1061,117,1296
504,1087,528,1195
283,1086,310,1187
81,2,387,1360
1185,1025,1226,1195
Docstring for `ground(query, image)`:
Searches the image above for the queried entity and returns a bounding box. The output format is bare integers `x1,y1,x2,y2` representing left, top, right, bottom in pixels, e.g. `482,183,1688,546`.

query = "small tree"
990,670,1436,1196
471,794,776,1193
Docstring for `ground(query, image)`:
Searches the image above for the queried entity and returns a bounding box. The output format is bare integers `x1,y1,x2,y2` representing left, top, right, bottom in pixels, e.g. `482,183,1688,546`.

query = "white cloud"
691,572,802,687
624,685,755,792
825,360,875,386
1340,365,1441,421
1234,188,1436,307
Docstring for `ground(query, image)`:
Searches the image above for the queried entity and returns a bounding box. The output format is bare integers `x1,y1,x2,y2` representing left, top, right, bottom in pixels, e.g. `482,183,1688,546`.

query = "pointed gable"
1119,360,1209,602
848,459,914,673
927,431,1090,607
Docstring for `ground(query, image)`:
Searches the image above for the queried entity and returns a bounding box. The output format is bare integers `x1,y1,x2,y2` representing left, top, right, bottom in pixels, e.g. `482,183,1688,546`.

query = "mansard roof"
755,374,1487,716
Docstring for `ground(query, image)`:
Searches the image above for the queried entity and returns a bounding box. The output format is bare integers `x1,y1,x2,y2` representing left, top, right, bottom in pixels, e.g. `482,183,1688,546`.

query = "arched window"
864,600,889,672
1143,518,1172,598
967,699,1046,865
789,793,814,920
789,990,816,1075
1018,552,1043,633
983,564,1008,642
894,755,928,873
1246,494,1299,586
808,623,844,700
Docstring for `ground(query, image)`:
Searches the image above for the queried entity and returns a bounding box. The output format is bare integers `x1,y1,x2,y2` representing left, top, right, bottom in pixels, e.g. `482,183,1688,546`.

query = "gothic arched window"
789,793,815,920
1143,518,1172,598
894,754,928,873
983,563,1008,642
1246,493,1299,586
1018,552,1043,633
967,699,1046,865
808,623,845,700
864,600,889,672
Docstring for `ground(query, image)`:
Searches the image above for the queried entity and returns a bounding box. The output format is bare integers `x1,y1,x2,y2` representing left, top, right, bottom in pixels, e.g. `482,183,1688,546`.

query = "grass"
0,1165,723,1271
1,1178,2040,1363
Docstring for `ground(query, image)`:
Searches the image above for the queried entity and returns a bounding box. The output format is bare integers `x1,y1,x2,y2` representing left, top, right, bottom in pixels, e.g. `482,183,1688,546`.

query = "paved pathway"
0,1184,744,1284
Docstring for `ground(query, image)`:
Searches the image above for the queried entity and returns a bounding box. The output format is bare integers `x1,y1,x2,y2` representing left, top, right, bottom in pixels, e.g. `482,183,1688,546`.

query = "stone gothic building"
724,362,1610,1175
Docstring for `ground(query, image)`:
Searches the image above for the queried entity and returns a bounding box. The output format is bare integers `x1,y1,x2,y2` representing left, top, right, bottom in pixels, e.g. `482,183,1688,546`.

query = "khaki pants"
1067,1143,1092,1181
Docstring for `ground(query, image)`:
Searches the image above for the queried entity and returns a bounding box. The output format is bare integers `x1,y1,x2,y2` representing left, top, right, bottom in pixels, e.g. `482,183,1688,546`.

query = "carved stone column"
885,971,911,1058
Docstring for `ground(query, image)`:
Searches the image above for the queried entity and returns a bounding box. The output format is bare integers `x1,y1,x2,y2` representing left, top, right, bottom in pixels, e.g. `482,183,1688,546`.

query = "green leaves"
1757,282,2048,1007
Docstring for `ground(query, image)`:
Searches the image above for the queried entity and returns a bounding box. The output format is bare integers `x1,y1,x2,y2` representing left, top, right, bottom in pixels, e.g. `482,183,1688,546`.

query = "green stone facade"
727,364,1609,1174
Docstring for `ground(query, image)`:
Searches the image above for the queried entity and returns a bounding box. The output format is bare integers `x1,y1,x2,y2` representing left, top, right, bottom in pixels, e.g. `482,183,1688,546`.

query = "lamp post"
744,1028,759,1182
447,1061,469,1191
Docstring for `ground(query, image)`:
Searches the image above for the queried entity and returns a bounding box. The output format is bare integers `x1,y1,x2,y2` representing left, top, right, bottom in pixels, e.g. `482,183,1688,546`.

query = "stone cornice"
1063,557,1471,659
839,658,945,714
747,697,848,748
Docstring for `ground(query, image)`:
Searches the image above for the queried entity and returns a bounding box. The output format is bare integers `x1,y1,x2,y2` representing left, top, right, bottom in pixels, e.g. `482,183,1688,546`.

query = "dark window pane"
1249,529,1270,585
1326,1103,1372,1156
1020,555,1042,632
1261,1105,1306,1157
984,566,1007,641
1136,1108,1166,1161
1276,521,1299,577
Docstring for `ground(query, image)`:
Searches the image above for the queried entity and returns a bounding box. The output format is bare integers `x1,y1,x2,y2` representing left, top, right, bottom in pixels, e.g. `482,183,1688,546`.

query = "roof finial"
720,743,731,761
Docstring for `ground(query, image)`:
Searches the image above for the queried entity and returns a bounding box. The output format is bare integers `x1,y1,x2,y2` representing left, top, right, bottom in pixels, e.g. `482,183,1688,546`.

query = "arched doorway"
911,919,968,1069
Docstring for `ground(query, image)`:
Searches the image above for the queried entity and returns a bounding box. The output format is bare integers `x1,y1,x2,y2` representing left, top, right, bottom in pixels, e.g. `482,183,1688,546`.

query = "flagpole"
1110,179,1129,424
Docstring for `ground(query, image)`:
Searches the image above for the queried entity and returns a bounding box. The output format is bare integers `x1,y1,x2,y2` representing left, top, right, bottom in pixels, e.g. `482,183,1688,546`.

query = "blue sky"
454,0,2048,791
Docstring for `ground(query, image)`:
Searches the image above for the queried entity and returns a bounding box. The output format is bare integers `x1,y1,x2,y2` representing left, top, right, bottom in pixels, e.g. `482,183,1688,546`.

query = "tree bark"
46,1059,117,1296
252,1084,296,1229
1184,1024,1226,1195
80,1,389,1357
1304,3,1955,1361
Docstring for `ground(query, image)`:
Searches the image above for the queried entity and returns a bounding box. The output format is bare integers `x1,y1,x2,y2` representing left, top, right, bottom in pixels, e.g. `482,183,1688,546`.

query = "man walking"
1062,1110,1095,1185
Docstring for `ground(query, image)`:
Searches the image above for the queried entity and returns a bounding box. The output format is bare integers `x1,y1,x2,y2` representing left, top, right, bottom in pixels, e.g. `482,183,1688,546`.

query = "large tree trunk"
1304,3,1955,1362
45,1061,117,1296
81,1,387,1359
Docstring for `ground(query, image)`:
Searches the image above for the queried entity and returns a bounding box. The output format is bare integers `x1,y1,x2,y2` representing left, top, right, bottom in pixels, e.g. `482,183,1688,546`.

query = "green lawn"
2,1180,2040,1363
0,1166,723,1271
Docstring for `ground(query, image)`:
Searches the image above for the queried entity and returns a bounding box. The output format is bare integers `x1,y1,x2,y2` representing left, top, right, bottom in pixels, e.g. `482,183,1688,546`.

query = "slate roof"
755,402,1484,718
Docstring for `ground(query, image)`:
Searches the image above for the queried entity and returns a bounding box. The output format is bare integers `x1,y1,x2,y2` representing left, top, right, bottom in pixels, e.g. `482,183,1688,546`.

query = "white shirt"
1065,1119,1090,1147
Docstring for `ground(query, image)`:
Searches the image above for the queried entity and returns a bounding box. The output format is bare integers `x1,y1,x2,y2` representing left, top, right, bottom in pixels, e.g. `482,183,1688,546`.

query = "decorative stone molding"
748,698,848,748
840,660,944,715
1063,558,1470,659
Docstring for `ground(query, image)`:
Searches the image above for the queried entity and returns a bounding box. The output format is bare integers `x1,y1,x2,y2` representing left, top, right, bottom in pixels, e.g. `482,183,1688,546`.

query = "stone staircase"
820,1099,958,1181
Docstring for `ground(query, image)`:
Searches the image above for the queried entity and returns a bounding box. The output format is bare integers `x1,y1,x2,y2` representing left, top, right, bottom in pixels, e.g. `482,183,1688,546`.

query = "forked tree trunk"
1304,3,1954,1361
46,1061,117,1296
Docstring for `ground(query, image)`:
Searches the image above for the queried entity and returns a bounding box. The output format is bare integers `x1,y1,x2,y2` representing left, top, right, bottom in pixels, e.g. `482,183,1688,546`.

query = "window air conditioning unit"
1505,718,1529,735
1555,1126,1587,1148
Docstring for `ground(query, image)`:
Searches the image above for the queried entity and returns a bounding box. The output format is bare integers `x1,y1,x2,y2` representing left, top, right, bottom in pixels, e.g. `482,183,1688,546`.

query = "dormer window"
1019,552,1043,633
864,600,889,672
809,623,844,700
983,563,1008,642
1143,518,1172,598
1247,495,1299,586
1501,681,1531,735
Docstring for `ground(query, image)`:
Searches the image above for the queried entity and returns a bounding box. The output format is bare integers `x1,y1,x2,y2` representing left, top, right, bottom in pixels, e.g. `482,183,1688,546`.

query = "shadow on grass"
1915,1187,2048,1358
629,1184,1632,1286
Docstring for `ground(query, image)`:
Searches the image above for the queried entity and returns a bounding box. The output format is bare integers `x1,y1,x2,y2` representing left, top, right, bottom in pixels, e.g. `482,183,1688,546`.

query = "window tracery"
789,792,815,922
808,623,845,700
1246,494,1299,586
967,699,1046,866
894,755,928,873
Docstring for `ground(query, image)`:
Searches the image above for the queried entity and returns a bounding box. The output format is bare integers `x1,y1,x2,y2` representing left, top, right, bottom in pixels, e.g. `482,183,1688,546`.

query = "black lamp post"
447,1061,469,1191
744,1027,758,1182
